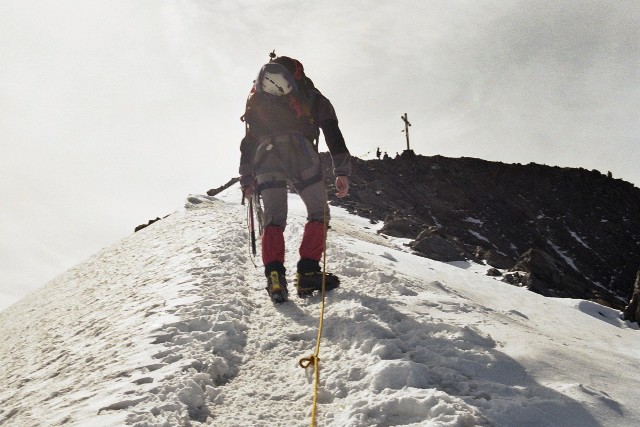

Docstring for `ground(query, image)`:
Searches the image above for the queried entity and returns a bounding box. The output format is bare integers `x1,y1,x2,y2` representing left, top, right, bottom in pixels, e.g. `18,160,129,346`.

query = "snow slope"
1,185,639,427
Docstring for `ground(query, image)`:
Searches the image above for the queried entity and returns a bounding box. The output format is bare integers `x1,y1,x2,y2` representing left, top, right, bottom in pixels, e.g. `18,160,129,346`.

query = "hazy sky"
1,0,638,310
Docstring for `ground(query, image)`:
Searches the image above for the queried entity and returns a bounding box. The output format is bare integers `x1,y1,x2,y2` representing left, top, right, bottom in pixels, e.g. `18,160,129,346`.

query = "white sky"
1,0,639,310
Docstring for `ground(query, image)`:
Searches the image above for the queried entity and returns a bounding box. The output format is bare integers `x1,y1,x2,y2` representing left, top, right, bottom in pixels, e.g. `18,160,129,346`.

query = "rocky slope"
320,151,640,309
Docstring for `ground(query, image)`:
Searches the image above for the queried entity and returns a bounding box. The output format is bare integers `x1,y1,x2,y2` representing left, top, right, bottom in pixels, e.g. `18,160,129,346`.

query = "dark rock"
319,152,640,309
512,249,561,284
379,217,423,239
415,227,443,241
476,247,516,269
410,235,466,262
487,268,502,277
510,248,592,299
623,271,640,323
135,217,162,233
502,272,527,286
136,178,240,233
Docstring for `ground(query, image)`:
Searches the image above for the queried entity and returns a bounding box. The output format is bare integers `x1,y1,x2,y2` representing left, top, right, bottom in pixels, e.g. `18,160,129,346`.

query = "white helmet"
255,63,297,96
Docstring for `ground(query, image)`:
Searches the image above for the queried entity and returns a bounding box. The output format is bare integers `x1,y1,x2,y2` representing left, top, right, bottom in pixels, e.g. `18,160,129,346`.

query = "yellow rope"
298,178,330,427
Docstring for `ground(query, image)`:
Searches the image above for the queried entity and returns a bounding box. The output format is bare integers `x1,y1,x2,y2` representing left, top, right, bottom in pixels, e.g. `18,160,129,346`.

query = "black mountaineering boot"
295,258,340,298
265,262,288,303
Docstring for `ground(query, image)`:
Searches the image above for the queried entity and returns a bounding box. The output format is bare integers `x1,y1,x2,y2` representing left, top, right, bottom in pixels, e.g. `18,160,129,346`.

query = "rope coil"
298,355,318,369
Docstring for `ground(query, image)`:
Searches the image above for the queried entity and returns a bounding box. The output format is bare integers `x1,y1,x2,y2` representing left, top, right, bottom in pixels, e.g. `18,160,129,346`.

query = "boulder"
623,271,640,323
486,267,502,277
410,235,466,262
379,217,423,239
475,247,515,269
502,272,526,286
511,249,562,284
511,248,591,299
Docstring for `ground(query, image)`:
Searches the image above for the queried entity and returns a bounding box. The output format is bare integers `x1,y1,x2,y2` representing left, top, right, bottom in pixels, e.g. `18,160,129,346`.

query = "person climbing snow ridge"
239,53,351,303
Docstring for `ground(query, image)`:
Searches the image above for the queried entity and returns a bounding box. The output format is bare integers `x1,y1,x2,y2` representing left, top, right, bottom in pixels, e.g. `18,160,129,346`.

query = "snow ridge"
1,189,639,426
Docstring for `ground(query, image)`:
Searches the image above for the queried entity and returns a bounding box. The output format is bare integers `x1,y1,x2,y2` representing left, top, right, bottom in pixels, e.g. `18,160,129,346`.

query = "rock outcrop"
321,152,640,309
623,271,640,323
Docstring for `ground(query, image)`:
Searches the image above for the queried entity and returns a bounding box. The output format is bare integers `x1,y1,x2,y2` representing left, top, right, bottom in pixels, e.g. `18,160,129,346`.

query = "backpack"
241,58,320,148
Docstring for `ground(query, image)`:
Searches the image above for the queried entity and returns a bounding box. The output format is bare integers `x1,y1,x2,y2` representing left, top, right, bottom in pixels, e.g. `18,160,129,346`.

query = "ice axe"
241,190,257,257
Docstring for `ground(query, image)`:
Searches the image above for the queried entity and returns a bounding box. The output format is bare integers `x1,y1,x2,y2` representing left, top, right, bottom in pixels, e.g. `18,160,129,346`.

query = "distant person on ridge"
239,54,351,303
